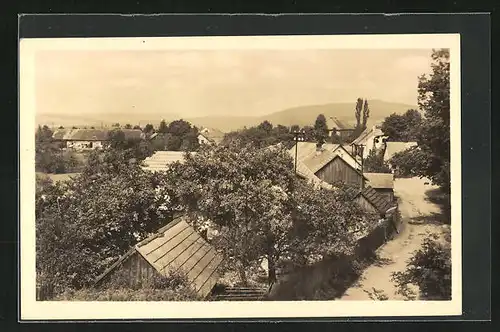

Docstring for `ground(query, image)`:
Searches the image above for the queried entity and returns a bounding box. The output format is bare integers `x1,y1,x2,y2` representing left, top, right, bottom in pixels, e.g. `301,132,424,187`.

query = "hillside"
36,100,415,132
188,100,416,132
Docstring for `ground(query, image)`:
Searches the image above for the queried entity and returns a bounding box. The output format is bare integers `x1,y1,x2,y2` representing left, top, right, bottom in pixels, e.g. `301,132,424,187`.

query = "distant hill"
187,99,416,132
36,100,415,132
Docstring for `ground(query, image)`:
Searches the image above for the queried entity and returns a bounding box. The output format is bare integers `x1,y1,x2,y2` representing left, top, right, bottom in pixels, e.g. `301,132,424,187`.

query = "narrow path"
340,177,450,300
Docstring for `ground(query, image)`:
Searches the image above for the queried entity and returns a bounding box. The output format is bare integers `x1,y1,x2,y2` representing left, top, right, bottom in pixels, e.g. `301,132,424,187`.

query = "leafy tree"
133,125,142,130
389,49,450,192
313,114,329,146
392,235,451,300
381,109,422,142
58,126,64,129
106,129,153,161
35,125,79,174
36,152,174,293
124,124,132,129
159,143,374,285
257,120,273,133
143,123,155,134
363,149,392,173
112,123,120,128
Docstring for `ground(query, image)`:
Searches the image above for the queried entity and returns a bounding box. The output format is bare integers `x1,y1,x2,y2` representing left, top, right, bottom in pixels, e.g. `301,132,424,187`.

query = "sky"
35,48,433,118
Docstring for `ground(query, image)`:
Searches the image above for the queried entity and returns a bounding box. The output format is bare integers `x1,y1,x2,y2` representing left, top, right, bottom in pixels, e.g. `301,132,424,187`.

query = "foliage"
221,121,295,149
313,114,329,146
35,125,82,173
355,98,363,129
381,109,422,142
391,236,451,300
152,119,200,151
106,128,153,161
388,49,450,193
55,270,199,301
158,142,375,284
362,99,370,130
143,123,154,134
363,149,392,173
36,151,174,292
363,287,389,301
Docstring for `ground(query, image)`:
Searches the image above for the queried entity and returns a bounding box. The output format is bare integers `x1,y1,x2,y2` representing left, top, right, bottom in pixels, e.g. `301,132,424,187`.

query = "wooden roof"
363,173,394,189
357,186,394,215
95,216,223,299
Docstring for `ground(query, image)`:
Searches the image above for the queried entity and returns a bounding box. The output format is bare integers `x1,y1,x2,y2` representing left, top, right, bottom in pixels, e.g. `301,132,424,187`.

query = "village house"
94,215,224,299
350,124,387,162
52,128,144,150
289,142,365,188
141,151,197,172
363,172,395,202
327,117,354,141
198,127,225,145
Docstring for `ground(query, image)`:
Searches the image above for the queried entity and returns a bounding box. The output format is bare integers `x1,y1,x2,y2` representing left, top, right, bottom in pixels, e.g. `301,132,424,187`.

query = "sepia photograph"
20,33,461,320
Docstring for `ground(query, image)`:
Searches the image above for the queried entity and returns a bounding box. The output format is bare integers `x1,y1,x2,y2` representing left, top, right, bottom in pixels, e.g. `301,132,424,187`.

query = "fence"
269,208,402,301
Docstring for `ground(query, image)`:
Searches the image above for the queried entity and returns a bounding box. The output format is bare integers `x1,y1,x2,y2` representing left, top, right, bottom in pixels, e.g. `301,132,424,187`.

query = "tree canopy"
157,143,375,284
381,109,422,142
36,151,173,292
389,49,450,192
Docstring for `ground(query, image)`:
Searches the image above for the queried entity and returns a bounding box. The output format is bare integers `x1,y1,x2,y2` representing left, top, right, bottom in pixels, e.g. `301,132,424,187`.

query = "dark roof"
94,216,224,298
358,186,394,215
52,128,143,141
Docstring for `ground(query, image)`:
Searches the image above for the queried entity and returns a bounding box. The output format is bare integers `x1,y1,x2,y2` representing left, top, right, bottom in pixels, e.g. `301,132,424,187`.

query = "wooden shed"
363,173,395,202
94,216,224,299
353,186,395,218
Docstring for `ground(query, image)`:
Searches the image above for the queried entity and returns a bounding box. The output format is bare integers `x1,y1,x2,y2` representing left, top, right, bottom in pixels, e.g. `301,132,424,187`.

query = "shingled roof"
142,151,197,172
94,216,224,299
351,126,384,146
357,186,394,215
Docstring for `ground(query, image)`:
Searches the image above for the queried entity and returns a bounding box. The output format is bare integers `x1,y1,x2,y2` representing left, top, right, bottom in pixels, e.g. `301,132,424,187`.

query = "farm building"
327,117,354,141
94,216,224,299
350,124,387,161
198,127,225,145
289,142,365,188
353,186,395,218
52,128,144,150
142,151,197,172
363,173,395,202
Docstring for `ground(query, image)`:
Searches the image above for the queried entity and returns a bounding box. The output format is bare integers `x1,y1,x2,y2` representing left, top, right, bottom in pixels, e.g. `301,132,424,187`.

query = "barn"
289,142,365,188
363,173,395,202
94,216,224,299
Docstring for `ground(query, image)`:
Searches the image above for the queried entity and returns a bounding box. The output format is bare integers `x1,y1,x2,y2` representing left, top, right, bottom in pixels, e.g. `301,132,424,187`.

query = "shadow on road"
410,187,451,225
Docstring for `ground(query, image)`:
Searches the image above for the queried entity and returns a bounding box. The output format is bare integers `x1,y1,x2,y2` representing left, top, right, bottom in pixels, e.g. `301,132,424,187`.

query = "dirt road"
340,177,450,301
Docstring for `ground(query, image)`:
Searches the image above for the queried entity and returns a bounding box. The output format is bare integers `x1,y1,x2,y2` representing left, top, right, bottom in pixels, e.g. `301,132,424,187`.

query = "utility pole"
292,129,305,174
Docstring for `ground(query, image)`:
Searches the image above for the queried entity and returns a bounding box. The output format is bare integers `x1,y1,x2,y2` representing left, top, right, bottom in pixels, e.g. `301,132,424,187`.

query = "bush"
391,236,451,300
